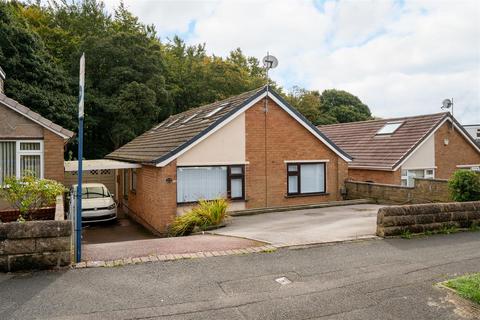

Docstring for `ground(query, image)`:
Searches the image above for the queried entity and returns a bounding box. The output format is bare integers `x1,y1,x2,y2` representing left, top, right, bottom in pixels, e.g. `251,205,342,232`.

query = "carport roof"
64,159,141,172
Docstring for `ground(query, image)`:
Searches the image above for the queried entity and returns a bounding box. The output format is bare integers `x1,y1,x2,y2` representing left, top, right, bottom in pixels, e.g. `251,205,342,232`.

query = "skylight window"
204,103,229,118
182,113,198,124
166,118,180,128
376,121,403,135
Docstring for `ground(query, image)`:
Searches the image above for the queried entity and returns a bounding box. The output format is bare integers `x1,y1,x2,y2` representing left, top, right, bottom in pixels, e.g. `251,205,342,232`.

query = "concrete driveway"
212,204,384,246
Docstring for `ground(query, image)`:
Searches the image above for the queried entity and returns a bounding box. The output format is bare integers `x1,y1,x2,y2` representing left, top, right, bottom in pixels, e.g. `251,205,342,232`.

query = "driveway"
212,204,384,246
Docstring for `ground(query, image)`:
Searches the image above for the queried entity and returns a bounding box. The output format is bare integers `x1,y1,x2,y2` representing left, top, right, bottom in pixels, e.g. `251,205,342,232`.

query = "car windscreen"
74,187,110,199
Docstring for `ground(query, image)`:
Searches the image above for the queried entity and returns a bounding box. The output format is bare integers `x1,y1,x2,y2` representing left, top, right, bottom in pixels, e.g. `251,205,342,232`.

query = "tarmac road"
1,231,479,319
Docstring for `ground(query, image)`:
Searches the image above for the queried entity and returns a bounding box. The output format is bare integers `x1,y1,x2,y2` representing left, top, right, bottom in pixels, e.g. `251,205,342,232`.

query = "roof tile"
319,113,448,169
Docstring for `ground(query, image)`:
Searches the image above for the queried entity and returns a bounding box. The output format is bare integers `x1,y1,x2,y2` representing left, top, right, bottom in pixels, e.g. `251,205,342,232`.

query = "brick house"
107,86,352,234
0,67,74,209
320,113,480,186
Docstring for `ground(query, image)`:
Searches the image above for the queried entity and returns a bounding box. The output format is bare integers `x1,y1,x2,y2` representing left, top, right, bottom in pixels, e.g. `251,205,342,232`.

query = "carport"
64,159,152,246
64,159,140,203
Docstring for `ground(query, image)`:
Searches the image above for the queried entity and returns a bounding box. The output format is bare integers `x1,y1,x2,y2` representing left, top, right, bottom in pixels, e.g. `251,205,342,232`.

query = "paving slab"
83,234,264,261
212,204,385,246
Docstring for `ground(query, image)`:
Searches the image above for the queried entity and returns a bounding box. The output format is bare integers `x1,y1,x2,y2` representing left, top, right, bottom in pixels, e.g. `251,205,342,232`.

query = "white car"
71,183,117,223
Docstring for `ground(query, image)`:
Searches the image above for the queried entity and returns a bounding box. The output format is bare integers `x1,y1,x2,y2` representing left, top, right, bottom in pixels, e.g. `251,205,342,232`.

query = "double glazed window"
401,169,435,187
0,141,43,185
287,163,326,195
177,165,244,203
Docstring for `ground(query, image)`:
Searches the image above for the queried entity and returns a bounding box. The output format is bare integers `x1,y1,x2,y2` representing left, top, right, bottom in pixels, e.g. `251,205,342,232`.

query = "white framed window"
0,140,43,185
401,168,435,187
376,121,403,135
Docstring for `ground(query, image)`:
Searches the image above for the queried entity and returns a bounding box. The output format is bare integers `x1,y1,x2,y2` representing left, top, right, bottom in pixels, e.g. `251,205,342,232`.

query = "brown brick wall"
348,168,401,185
434,122,480,179
245,97,347,208
43,129,65,184
126,162,177,234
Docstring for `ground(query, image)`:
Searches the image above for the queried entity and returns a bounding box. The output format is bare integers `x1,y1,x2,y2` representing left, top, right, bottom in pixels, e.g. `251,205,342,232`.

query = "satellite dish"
442,98,452,109
262,55,278,69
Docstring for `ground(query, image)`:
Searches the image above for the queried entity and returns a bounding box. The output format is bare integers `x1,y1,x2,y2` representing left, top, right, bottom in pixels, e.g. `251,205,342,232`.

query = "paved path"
83,234,263,261
213,204,384,246
1,232,479,319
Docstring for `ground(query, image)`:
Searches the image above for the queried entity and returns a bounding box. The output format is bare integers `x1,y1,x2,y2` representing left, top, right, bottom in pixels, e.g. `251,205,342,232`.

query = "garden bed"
0,207,55,223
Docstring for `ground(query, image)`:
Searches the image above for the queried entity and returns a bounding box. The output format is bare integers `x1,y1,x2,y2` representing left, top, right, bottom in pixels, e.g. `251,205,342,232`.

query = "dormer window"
376,121,403,135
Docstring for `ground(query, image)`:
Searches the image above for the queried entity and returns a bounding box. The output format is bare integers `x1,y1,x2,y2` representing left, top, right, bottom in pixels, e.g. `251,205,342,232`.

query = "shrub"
0,174,66,222
448,170,480,202
169,199,228,237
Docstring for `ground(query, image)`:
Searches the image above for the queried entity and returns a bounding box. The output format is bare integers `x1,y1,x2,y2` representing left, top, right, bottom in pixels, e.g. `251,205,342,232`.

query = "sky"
102,0,479,124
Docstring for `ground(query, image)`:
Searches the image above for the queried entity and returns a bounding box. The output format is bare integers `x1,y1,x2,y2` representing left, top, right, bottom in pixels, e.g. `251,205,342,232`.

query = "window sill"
177,198,246,206
285,192,329,198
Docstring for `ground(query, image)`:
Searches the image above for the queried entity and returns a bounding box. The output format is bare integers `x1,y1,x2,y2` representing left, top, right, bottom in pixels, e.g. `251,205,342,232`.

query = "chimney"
0,66,5,94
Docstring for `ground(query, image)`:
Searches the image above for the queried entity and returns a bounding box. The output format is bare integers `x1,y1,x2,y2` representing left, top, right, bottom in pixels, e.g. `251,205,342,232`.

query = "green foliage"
0,174,66,221
169,199,228,237
2,0,372,160
444,273,480,304
400,229,412,239
448,170,480,202
285,87,372,125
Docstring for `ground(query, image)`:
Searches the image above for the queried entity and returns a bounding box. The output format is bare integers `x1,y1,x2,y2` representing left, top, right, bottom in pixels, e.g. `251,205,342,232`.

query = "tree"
285,87,372,125
0,2,76,131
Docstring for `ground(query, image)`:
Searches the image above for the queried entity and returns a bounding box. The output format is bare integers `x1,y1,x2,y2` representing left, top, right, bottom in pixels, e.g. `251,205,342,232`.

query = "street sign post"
75,53,85,263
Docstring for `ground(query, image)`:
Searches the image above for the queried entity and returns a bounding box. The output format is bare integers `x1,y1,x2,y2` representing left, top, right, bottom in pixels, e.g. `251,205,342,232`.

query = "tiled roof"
107,87,267,163
0,93,74,139
107,86,351,164
319,113,450,169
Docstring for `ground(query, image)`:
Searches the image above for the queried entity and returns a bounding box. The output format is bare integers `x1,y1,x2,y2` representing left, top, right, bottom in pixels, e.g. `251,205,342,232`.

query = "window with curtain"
0,142,16,185
177,166,228,203
287,162,326,195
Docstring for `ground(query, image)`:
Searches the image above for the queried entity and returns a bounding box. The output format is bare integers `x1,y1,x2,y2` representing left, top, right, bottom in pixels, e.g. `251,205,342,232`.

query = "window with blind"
0,141,43,185
287,162,326,195
0,142,16,185
177,165,245,203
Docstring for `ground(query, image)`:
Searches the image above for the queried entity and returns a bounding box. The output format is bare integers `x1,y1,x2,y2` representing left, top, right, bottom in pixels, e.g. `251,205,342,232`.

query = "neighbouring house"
106,86,352,234
0,67,74,209
320,112,480,187
463,124,480,145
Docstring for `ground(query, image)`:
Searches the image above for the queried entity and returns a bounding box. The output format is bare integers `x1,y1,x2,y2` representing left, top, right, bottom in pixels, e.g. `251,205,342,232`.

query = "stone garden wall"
345,178,450,204
0,196,71,272
377,201,480,236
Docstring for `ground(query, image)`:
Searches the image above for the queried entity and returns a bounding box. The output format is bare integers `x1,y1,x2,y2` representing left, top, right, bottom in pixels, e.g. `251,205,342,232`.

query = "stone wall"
377,201,480,236
0,220,71,272
1,196,70,272
345,178,450,204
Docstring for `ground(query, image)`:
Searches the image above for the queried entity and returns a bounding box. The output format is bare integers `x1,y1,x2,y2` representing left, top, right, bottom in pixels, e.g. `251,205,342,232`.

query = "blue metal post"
75,117,83,262
75,53,85,263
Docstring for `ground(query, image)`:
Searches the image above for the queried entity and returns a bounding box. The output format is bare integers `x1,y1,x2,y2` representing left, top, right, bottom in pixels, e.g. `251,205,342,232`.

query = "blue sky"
102,0,479,124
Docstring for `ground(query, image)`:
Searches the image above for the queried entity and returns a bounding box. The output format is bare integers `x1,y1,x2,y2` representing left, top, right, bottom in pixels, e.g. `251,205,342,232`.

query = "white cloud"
102,0,480,124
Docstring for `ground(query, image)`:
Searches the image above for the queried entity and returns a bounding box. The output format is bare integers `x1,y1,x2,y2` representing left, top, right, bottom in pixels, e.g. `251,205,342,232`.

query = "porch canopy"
64,159,141,172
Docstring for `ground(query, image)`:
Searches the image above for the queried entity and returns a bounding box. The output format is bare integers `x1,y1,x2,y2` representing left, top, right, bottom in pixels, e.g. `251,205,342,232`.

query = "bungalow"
319,112,480,186
107,86,352,234
0,67,74,208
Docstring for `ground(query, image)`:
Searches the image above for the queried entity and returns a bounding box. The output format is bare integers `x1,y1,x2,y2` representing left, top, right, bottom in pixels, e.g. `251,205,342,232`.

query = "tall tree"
0,1,76,130
285,87,372,125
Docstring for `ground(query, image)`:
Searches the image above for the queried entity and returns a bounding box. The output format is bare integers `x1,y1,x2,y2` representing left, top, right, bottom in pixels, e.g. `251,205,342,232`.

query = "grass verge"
444,273,480,305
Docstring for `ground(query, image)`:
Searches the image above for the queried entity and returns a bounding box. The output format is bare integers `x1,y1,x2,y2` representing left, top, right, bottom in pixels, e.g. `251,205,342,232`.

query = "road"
1,232,479,319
